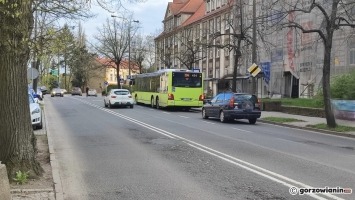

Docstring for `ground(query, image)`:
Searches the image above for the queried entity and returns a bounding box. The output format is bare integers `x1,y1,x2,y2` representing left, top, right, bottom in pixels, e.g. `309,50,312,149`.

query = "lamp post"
111,15,139,80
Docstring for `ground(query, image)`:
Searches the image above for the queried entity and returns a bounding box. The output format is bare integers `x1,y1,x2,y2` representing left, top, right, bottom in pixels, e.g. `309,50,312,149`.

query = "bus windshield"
172,72,202,88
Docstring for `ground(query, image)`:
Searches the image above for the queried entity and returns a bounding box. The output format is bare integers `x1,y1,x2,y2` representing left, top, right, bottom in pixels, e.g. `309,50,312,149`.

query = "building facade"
88,58,139,92
155,0,355,98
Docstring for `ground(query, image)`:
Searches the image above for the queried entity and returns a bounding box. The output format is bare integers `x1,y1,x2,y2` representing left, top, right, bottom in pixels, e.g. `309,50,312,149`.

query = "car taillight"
168,93,174,100
199,94,204,101
229,97,235,108
111,96,116,98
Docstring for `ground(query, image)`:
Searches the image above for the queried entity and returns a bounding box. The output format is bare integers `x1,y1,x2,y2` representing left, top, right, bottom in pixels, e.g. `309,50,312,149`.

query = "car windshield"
113,90,129,95
89,89,96,92
54,88,61,92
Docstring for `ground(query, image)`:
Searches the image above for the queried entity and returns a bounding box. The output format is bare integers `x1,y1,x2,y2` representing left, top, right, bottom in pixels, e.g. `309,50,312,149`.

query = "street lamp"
111,15,139,80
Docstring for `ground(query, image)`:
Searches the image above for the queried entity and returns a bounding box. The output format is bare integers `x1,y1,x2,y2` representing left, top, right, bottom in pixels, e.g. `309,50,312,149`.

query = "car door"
210,94,224,117
205,95,218,116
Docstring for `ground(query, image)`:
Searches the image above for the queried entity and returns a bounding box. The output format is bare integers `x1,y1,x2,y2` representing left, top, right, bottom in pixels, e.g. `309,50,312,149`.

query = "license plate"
121,102,126,104
182,98,191,101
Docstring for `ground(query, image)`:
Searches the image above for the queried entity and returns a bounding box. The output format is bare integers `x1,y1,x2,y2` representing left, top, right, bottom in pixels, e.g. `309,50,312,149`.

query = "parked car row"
29,93,43,130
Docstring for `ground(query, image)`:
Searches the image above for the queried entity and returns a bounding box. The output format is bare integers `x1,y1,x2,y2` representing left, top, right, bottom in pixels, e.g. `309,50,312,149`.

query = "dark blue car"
202,92,261,124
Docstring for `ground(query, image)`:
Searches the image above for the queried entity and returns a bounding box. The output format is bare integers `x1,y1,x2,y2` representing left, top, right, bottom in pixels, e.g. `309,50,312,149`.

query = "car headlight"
32,108,40,114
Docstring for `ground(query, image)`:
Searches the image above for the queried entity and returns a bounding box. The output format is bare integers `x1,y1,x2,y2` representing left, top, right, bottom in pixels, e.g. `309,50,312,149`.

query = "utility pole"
251,0,257,95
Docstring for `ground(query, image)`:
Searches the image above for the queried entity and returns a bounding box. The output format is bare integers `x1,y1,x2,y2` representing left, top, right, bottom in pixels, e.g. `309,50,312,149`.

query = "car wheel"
130,105,134,109
249,118,257,124
156,98,159,109
202,108,209,119
219,111,228,123
51,95,54,97
104,100,108,107
151,98,154,108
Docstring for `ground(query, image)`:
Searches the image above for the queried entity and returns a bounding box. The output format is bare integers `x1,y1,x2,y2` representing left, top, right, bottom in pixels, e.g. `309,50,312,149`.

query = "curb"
259,120,355,139
11,188,54,193
44,104,64,200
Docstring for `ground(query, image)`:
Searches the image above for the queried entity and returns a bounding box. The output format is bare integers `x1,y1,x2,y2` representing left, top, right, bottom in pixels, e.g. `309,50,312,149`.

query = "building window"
216,16,221,33
207,0,210,12
209,19,214,35
350,47,355,65
110,74,113,81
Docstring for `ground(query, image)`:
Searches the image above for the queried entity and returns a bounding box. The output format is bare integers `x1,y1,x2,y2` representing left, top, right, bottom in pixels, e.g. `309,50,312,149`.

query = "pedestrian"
86,86,89,97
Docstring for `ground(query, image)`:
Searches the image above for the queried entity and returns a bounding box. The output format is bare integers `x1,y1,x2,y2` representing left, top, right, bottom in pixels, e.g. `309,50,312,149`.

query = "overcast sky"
82,0,170,40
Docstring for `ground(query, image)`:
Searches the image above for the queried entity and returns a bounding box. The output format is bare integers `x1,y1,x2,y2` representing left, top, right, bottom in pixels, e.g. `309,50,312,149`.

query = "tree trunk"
0,0,42,178
232,40,241,92
115,61,121,89
323,40,336,128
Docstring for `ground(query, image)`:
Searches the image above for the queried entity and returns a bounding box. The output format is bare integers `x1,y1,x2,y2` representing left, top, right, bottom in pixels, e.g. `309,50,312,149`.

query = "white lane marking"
178,115,189,118
92,100,102,102
162,112,170,114
75,98,344,200
233,128,253,133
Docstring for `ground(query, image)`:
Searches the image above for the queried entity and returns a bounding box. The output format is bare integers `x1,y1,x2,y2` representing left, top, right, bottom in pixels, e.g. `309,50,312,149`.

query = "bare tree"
131,34,146,74
175,28,206,70
94,17,138,88
206,0,253,92
266,0,355,128
144,34,157,69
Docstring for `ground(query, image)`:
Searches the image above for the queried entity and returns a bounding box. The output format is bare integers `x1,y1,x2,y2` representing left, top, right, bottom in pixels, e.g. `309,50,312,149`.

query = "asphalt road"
45,95,355,200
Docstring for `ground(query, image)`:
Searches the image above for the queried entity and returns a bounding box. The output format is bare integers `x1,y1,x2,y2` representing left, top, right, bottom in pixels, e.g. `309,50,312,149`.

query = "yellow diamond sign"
248,63,261,77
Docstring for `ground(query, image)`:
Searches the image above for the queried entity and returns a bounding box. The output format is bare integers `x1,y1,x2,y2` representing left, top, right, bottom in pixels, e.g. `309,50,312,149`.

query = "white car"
29,94,43,129
88,89,97,97
104,89,134,108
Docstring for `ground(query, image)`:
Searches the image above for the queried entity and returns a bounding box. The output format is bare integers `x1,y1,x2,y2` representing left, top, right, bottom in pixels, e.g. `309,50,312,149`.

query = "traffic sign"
27,68,39,80
248,63,261,77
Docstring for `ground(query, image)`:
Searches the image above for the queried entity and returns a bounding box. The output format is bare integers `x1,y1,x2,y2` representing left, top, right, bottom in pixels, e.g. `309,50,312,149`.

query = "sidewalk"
11,100,56,200
260,111,355,137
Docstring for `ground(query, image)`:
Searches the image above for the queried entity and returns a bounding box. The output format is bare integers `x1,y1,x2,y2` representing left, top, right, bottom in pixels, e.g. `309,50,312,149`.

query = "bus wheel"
156,98,159,109
151,98,155,108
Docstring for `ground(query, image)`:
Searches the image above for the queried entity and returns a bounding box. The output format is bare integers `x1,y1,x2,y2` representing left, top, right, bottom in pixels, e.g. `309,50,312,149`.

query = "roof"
182,1,205,26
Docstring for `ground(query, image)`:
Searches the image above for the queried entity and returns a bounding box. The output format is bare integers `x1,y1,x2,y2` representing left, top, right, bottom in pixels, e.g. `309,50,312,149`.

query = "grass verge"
262,117,305,123
262,98,323,108
306,124,355,132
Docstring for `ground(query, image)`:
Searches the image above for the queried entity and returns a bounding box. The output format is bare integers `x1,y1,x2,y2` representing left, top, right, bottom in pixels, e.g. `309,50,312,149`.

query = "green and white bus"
131,69,204,109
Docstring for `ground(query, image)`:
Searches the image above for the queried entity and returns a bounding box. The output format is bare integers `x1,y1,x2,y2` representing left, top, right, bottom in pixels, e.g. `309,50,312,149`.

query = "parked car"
202,92,261,124
88,89,97,97
29,93,43,129
71,87,82,96
51,88,64,97
104,89,134,108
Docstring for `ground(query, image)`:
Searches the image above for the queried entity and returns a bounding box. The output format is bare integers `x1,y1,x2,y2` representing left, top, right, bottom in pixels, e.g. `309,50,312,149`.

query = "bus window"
172,72,202,88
